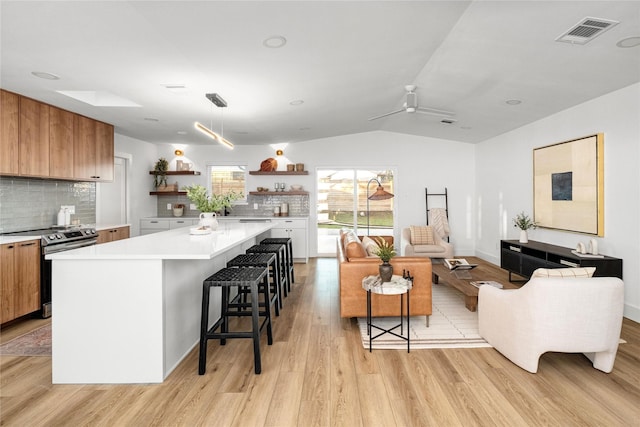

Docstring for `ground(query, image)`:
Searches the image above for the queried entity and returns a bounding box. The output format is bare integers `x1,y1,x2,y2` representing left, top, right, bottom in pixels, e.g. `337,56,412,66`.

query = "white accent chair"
478,276,624,373
401,227,453,259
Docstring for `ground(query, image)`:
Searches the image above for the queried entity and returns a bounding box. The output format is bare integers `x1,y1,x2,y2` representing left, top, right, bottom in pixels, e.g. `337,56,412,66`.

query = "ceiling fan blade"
368,109,405,121
415,107,455,117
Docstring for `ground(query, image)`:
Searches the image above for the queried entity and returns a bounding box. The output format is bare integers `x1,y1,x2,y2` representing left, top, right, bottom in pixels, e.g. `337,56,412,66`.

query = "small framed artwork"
533,134,604,236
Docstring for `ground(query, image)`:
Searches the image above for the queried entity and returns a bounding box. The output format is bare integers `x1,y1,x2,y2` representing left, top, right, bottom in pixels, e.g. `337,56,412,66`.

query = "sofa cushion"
343,231,367,259
530,267,596,279
410,225,435,245
412,244,446,254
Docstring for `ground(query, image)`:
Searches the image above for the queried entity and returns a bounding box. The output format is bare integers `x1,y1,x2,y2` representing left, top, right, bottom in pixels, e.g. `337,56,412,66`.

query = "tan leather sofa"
337,230,432,319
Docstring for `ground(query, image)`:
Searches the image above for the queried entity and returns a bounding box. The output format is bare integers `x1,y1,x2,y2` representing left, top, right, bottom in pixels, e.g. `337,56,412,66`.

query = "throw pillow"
362,236,381,257
410,225,435,245
530,267,596,279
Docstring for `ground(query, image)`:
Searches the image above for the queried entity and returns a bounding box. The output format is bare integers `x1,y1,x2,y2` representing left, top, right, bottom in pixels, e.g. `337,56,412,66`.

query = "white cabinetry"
140,218,198,235
271,218,308,263
140,219,169,235
169,219,197,229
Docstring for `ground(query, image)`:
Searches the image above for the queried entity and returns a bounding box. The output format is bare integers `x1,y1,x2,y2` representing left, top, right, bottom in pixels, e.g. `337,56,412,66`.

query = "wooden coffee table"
431,257,521,312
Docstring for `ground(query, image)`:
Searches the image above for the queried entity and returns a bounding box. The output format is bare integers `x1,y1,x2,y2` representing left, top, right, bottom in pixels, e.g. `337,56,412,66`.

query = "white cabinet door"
169,219,196,229
271,218,308,263
140,219,170,235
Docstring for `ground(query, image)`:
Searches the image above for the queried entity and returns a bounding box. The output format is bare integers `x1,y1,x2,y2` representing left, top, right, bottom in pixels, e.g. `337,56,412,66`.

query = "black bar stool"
246,243,288,299
199,266,273,375
260,237,294,291
227,253,280,315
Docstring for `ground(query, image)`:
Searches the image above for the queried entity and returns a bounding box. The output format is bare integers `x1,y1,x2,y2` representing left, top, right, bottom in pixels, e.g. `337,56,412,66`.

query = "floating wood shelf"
249,171,308,175
149,191,187,196
149,171,201,175
249,191,309,196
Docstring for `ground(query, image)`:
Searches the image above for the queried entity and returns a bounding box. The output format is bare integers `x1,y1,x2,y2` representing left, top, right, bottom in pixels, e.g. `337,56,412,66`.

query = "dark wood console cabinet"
501,240,622,281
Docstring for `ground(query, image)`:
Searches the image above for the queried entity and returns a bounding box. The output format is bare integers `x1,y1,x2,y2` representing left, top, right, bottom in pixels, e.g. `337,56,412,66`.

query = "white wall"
155,131,476,256
475,83,640,322
112,134,159,236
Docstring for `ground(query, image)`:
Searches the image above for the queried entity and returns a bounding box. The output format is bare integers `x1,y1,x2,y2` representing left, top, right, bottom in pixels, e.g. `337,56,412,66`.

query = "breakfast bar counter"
47,222,273,384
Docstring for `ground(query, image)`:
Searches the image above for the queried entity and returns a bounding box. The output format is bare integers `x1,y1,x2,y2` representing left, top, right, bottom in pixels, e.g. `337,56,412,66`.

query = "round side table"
362,274,412,353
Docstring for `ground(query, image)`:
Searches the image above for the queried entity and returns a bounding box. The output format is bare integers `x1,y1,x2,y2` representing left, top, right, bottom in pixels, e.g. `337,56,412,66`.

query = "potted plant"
513,211,537,243
153,158,169,188
184,184,243,229
374,239,397,282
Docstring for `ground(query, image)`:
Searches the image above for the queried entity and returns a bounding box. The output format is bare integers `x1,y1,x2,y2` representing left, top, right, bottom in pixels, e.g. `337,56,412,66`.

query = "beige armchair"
401,227,453,259
478,276,624,373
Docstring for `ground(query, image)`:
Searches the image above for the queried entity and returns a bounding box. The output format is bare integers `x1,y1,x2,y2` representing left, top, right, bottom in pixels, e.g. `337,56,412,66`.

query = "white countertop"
0,235,42,245
46,221,273,261
93,223,131,231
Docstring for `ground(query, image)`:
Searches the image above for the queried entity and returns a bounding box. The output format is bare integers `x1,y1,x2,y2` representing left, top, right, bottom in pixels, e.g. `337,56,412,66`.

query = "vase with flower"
374,239,397,282
184,184,243,230
513,211,537,243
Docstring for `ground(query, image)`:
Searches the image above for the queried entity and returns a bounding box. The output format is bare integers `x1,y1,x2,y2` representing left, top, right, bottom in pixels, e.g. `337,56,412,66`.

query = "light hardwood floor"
1,257,639,426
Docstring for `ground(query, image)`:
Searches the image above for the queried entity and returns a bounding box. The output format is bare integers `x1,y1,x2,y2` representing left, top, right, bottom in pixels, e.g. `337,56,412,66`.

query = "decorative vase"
199,212,219,230
379,261,393,283
172,207,184,217
519,229,528,243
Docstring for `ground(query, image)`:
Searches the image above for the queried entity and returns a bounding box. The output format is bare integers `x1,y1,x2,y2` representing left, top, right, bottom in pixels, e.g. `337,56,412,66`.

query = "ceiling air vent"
556,17,619,45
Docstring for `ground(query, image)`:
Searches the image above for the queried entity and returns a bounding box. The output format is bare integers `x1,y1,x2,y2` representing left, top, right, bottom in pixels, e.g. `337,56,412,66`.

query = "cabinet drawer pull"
509,246,521,252
20,242,36,247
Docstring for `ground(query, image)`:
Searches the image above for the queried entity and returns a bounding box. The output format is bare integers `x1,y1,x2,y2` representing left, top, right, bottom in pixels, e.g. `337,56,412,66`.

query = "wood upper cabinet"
0,90,114,181
19,97,50,177
0,239,40,324
49,106,75,179
0,90,19,175
95,120,114,182
74,116,114,182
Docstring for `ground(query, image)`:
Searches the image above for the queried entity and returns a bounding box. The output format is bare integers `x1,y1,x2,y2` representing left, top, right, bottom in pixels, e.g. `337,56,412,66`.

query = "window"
207,164,247,201
317,168,395,255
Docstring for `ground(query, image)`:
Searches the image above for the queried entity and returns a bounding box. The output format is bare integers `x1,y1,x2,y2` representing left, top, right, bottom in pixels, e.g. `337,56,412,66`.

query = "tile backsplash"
154,194,310,218
0,176,96,233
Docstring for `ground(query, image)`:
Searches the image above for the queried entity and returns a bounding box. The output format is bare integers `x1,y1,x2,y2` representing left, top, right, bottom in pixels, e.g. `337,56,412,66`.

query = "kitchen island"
47,221,273,384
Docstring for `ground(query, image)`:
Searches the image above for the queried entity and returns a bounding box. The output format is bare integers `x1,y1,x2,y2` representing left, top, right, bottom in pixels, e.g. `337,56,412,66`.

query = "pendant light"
195,93,234,149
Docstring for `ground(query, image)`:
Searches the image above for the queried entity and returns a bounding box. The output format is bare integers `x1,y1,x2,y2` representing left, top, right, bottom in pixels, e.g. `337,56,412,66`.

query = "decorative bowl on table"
290,185,303,191
190,226,212,235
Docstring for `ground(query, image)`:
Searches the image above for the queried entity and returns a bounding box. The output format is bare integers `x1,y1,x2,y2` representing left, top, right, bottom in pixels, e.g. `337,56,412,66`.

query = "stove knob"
49,234,57,240
56,234,63,239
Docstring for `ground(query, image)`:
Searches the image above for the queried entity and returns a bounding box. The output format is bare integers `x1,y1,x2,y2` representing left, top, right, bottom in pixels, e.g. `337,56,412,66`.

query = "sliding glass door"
317,169,395,256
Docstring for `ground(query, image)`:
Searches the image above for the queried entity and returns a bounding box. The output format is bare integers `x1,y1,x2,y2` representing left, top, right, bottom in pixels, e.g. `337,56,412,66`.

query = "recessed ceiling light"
289,100,304,106
506,99,522,105
31,71,60,80
616,36,640,48
57,90,141,107
144,117,159,122
177,131,187,135
263,35,287,48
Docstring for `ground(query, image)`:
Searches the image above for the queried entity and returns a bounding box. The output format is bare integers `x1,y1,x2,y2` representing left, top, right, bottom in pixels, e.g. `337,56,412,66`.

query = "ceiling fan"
368,85,455,121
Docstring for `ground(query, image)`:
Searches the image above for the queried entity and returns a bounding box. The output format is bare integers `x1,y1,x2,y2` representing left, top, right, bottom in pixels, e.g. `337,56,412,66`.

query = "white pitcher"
199,212,218,230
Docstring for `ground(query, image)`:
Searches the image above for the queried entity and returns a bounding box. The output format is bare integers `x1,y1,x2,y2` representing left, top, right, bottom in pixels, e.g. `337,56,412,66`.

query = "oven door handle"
43,239,97,255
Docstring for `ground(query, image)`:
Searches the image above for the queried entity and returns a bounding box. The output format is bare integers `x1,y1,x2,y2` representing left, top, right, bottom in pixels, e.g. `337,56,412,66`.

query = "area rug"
0,324,51,356
358,284,492,350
